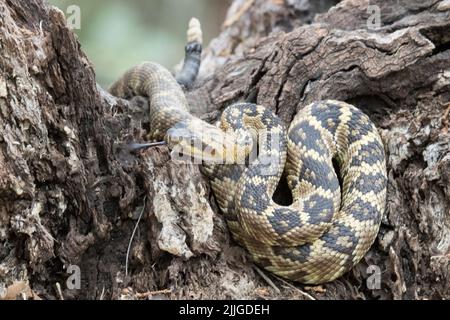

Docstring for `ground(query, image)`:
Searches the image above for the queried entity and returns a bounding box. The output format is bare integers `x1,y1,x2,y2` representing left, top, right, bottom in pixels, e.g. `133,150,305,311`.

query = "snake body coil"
110,21,387,284
204,102,387,284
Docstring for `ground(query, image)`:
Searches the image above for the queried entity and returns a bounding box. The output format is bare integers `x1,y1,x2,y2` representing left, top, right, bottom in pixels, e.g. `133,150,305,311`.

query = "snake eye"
167,123,198,146
166,123,205,164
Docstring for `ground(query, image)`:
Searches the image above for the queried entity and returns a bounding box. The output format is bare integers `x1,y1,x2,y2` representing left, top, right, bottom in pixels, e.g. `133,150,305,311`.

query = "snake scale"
109,19,387,284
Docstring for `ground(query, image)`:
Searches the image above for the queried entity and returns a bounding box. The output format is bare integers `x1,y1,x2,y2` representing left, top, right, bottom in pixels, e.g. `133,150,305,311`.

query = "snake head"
166,119,253,164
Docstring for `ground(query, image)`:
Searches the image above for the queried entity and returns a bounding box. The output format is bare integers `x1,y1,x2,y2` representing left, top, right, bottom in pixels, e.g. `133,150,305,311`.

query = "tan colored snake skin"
109,20,387,284
202,101,387,284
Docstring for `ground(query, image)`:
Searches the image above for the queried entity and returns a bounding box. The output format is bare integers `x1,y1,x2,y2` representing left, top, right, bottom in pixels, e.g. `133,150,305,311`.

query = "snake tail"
176,17,203,88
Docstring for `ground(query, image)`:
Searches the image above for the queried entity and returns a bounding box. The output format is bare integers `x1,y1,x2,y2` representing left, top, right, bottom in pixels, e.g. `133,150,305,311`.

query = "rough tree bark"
0,0,449,300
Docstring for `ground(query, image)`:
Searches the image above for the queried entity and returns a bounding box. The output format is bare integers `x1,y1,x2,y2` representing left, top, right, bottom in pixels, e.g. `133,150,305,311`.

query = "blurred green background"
49,0,228,87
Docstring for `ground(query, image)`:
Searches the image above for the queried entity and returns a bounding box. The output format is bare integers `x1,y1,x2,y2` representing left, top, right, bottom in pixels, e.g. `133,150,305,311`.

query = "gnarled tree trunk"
0,0,449,300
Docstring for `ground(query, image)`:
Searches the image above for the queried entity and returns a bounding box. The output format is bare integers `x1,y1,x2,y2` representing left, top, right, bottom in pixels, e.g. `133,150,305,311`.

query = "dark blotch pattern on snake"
109,19,387,284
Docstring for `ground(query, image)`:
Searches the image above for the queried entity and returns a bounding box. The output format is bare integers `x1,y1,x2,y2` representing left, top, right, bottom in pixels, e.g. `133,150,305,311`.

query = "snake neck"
234,126,295,245
221,104,315,245
231,103,344,247
241,128,287,194
109,62,192,141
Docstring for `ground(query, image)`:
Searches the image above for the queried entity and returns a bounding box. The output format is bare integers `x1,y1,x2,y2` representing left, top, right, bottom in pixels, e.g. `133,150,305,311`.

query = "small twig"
125,196,147,276
222,0,255,28
39,20,44,36
99,286,105,300
55,283,64,300
254,266,280,294
430,254,450,260
272,275,316,300
442,103,450,133
135,289,171,299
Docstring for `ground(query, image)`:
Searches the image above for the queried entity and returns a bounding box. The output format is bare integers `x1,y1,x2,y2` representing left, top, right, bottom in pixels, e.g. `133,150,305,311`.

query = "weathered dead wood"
0,0,449,300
